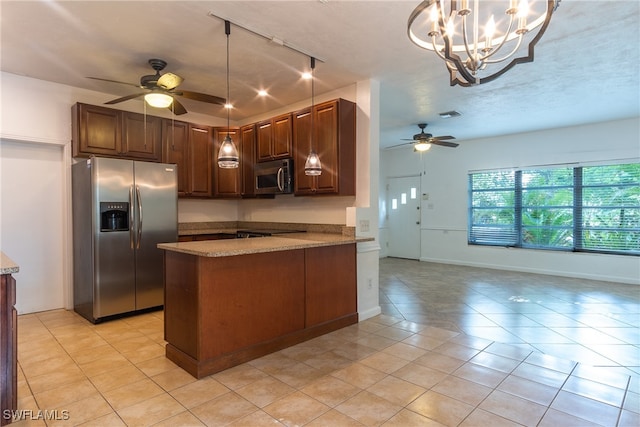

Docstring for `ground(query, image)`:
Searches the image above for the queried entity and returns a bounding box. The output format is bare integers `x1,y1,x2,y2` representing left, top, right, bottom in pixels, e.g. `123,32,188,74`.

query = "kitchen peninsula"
158,230,367,378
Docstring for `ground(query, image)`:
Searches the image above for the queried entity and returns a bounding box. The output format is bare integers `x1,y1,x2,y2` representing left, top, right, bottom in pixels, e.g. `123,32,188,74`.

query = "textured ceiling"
1,0,638,149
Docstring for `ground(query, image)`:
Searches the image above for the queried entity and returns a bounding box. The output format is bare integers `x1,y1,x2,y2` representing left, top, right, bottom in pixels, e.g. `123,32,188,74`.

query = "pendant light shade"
218,134,239,168
217,20,239,169
304,150,322,176
304,57,322,177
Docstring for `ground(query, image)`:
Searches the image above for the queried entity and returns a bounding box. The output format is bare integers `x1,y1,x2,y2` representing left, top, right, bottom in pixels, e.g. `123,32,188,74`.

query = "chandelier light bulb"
517,0,530,17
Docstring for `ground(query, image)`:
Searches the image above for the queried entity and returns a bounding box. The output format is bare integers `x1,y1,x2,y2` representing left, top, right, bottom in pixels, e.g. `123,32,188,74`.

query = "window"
468,163,640,255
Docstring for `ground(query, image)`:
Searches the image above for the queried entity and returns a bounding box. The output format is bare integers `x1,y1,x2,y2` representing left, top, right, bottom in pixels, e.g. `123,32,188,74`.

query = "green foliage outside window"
468,163,640,255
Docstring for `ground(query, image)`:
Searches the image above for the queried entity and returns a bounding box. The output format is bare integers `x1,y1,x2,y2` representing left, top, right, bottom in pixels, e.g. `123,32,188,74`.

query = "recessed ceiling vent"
439,110,461,119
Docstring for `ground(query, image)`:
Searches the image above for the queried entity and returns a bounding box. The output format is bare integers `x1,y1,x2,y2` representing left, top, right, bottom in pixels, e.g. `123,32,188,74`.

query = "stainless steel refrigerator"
72,157,177,323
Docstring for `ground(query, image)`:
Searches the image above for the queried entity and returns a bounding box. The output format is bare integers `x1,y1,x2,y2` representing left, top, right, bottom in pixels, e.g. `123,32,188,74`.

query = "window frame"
468,162,640,256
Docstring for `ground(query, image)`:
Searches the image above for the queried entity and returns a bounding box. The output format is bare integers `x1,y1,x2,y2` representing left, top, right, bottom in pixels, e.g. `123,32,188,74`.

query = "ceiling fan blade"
385,142,415,149
177,90,226,105
433,135,456,140
157,72,183,90
104,92,147,104
169,98,187,115
431,140,459,148
87,76,140,88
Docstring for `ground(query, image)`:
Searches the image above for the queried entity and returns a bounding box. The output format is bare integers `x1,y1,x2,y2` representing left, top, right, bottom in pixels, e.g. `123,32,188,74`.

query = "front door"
387,175,421,259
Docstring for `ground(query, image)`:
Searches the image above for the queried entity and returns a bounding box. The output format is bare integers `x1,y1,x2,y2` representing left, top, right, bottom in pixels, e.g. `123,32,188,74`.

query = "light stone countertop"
0,252,19,275
158,232,373,258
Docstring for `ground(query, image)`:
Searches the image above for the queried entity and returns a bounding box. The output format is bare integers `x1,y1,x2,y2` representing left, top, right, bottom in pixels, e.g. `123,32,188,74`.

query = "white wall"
380,117,640,284
0,140,66,313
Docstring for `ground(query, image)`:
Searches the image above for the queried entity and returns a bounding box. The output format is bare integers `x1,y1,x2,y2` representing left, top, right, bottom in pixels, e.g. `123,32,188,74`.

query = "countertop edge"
158,234,373,258
0,252,20,275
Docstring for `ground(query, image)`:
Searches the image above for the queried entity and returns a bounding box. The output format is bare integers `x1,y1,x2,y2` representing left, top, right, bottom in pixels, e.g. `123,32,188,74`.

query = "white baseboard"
358,306,382,321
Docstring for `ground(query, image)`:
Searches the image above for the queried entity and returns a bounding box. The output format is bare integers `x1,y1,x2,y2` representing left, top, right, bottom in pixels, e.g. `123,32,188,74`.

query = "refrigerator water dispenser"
100,202,129,231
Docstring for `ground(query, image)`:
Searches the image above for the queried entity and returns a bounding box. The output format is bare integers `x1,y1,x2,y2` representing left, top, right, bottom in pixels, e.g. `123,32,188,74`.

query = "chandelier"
408,0,561,86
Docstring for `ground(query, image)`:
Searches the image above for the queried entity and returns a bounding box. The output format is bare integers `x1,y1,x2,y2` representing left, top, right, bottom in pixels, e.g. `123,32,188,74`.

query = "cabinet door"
240,124,256,196
292,108,315,194
293,99,356,196
188,125,213,197
121,112,162,161
256,120,273,162
72,103,121,157
213,128,241,198
292,103,339,195
162,120,189,196
271,113,293,159
305,244,357,327
314,102,339,193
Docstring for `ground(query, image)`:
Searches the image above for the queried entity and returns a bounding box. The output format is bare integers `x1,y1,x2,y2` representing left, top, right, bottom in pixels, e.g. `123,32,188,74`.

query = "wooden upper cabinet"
188,125,214,197
72,103,161,161
72,103,121,157
162,120,190,196
162,120,214,198
256,113,293,162
121,112,161,161
212,128,241,198
292,99,356,196
240,124,257,197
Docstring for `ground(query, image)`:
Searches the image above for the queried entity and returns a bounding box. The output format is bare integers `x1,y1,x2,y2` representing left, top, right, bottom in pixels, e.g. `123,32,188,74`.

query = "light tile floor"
9,258,640,426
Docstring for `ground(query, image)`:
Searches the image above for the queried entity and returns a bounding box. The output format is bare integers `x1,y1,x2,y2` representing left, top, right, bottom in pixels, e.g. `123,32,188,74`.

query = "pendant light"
217,20,239,169
304,57,322,176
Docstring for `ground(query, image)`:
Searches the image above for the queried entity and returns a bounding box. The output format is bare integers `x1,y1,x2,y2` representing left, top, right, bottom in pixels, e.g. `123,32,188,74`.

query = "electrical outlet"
367,278,373,289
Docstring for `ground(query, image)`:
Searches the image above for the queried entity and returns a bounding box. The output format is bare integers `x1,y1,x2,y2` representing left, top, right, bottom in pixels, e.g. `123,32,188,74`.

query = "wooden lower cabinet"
305,244,357,327
0,273,17,426
163,244,357,378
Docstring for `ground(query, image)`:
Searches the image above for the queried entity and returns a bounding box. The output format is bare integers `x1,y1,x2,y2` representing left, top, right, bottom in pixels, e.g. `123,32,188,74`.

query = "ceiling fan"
391,123,458,151
87,58,226,115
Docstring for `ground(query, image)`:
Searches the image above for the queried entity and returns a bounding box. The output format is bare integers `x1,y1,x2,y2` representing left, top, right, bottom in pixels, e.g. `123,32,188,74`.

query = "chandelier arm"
460,14,477,67
431,36,448,60
483,35,524,64
479,14,517,63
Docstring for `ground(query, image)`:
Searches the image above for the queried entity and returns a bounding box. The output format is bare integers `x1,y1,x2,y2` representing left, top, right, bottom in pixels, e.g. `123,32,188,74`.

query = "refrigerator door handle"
129,185,135,249
136,185,143,249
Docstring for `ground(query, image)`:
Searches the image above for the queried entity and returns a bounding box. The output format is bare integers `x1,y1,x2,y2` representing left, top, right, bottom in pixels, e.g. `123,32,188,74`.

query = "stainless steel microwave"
254,158,293,195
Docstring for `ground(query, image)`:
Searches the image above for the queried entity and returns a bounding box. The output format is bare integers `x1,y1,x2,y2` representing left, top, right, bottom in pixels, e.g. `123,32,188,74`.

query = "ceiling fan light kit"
144,92,173,108
414,142,432,152
407,0,561,86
